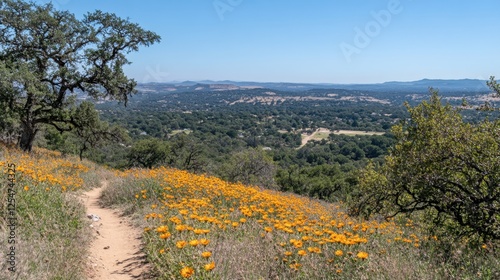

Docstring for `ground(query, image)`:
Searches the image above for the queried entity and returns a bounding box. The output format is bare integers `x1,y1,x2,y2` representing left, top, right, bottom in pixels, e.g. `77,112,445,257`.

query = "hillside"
1,146,498,279
1,1,499,279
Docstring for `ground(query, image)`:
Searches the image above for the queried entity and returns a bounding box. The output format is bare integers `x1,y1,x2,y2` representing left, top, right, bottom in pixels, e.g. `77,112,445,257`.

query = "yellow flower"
193,229,204,234
176,241,187,249
169,217,182,224
159,249,165,254
200,238,210,246
335,250,343,256
204,262,215,271
156,225,169,233
180,266,194,278
284,251,293,256
297,250,307,256
308,247,321,254
176,224,188,232
289,262,301,270
159,232,171,239
356,251,369,259
24,186,29,191
189,240,199,247
201,251,212,258
293,240,303,248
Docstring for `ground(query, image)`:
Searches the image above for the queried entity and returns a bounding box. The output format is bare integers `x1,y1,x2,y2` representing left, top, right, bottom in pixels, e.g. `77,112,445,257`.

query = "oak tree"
128,138,169,169
72,101,128,160
0,0,160,151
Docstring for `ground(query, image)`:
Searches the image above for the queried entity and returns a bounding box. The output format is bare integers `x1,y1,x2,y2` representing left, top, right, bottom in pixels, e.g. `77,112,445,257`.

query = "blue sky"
36,0,500,84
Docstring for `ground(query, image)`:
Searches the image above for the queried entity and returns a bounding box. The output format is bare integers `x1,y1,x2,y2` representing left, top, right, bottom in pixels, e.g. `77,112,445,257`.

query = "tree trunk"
79,143,87,161
19,122,37,152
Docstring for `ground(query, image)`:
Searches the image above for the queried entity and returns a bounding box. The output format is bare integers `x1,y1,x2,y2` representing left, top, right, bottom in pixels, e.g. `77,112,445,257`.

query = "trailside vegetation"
352,91,500,243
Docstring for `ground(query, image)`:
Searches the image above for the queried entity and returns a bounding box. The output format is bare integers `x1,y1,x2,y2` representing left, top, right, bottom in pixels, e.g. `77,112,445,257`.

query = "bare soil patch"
298,128,385,148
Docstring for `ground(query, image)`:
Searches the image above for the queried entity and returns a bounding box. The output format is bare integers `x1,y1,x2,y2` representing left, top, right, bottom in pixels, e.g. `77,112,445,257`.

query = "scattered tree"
167,134,205,173
221,148,277,189
487,76,500,97
276,164,349,201
72,102,128,160
128,138,169,169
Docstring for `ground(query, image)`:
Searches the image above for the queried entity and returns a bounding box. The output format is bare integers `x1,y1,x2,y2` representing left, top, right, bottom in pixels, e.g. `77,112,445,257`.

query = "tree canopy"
128,138,169,169
72,101,128,160
0,0,160,151
352,91,500,242
221,148,277,189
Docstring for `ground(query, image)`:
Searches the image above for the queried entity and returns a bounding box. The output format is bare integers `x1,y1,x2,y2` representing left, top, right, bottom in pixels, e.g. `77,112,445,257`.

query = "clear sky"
35,0,500,84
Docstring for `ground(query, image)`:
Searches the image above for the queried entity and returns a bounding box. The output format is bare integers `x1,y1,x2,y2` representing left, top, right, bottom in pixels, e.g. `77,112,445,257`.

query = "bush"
351,91,500,243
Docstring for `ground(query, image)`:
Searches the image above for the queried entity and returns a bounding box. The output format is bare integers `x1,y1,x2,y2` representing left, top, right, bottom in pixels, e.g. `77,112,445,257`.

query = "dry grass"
332,130,385,136
170,129,192,137
0,146,100,279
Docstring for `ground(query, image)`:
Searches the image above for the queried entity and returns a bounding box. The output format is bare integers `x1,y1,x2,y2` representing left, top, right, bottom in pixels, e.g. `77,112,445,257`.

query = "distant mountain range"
138,79,491,94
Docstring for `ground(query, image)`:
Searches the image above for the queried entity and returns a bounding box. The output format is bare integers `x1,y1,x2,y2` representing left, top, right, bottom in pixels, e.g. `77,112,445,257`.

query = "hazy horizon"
145,77,490,85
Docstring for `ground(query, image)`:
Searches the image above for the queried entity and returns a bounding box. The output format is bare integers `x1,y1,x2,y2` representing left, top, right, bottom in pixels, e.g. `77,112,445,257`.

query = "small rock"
103,246,110,249
87,214,101,222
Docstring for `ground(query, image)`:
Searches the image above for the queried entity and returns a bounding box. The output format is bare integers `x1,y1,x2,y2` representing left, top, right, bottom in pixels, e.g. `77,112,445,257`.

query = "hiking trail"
83,180,151,279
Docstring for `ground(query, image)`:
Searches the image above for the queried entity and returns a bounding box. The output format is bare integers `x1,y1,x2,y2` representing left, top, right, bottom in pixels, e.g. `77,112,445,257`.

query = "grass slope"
0,146,102,279
1,146,498,279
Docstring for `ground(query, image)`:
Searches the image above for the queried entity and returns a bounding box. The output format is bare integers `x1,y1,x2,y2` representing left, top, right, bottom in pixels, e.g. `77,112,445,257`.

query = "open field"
299,128,386,148
332,130,386,136
170,129,192,136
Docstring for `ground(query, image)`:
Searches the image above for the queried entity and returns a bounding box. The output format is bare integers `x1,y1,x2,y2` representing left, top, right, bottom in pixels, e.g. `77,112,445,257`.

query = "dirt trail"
83,180,151,279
